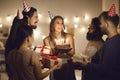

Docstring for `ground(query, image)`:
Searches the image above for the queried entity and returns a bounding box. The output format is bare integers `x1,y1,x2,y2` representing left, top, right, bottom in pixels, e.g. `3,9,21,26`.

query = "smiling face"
88,24,96,34
53,18,64,33
28,11,39,29
87,23,96,40
86,17,103,40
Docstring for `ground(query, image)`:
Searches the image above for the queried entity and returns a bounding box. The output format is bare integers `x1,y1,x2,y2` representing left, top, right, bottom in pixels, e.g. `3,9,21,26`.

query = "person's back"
7,48,38,80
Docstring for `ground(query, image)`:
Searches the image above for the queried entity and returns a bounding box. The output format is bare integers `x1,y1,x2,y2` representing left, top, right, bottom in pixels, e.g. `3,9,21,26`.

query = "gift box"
34,45,62,68
41,55,62,69
34,45,51,55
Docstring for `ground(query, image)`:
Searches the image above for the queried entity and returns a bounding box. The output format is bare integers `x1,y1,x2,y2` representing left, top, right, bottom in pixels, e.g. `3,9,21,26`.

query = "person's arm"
32,52,59,80
80,39,120,78
83,42,98,58
67,34,75,56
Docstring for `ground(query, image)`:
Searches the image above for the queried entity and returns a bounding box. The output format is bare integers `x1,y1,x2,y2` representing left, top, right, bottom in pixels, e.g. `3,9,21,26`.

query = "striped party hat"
48,11,55,19
23,0,31,12
17,9,23,19
108,4,116,17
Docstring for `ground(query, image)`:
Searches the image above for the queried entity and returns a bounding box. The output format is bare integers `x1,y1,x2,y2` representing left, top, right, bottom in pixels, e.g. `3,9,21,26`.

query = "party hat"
48,11,55,19
23,0,31,12
17,9,23,19
108,4,116,17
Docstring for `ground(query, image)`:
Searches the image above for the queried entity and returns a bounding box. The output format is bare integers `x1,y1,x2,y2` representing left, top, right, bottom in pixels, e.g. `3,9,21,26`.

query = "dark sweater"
84,34,120,80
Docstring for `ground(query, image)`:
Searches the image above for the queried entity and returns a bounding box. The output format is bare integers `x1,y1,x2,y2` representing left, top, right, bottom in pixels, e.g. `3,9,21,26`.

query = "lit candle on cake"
61,38,64,45
55,38,71,51
65,38,69,45
55,38,64,45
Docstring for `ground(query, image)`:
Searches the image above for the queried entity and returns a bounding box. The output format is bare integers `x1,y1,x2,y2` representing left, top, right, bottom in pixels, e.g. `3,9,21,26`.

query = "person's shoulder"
43,36,50,41
26,49,36,54
7,49,18,59
18,48,35,56
8,49,17,54
66,33,73,37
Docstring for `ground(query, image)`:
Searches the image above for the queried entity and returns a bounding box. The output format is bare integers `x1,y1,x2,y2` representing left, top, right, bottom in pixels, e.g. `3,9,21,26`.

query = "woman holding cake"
43,16,76,80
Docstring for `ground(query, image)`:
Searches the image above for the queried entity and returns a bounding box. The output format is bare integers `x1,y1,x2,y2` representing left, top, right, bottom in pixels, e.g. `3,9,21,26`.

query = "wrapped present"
34,45,62,68
34,45,51,55
42,55,62,69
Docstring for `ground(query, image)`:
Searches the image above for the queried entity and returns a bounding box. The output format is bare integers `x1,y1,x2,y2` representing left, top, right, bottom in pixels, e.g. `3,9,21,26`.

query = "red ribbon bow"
37,46,58,65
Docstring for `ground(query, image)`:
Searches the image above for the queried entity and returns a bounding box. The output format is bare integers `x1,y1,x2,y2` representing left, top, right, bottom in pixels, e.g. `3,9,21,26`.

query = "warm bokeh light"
84,15,89,21
0,23,3,28
33,29,40,39
42,35,46,39
6,15,12,22
64,28,67,32
38,13,42,19
74,24,78,28
64,18,68,23
80,27,86,32
74,16,80,23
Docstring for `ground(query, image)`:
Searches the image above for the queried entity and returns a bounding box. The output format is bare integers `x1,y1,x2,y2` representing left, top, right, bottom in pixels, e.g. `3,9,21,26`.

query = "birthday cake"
55,44,70,49
54,44,72,53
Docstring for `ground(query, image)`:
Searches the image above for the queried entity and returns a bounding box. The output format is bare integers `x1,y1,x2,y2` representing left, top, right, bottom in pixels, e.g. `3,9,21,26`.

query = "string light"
6,15,12,22
84,14,89,21
80,27,86,32
64,29,67,32
74,24,78,28
74,16,80,23
64,18,68,23
33,29,40,39
0,23,3,28
38,13,42,19
42,35,46,39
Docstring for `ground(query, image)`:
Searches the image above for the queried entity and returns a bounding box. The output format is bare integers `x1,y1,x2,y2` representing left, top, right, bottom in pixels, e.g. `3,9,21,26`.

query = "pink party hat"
17,9,23,19
23,0,31,12
108,4,116,17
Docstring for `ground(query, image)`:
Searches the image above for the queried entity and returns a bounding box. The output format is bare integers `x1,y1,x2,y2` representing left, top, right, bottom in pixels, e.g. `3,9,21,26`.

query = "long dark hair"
15,24,33,49
49,15,66,45
5,17,23,57
5,23,33,79
5,20,33,58
87,17,103,41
